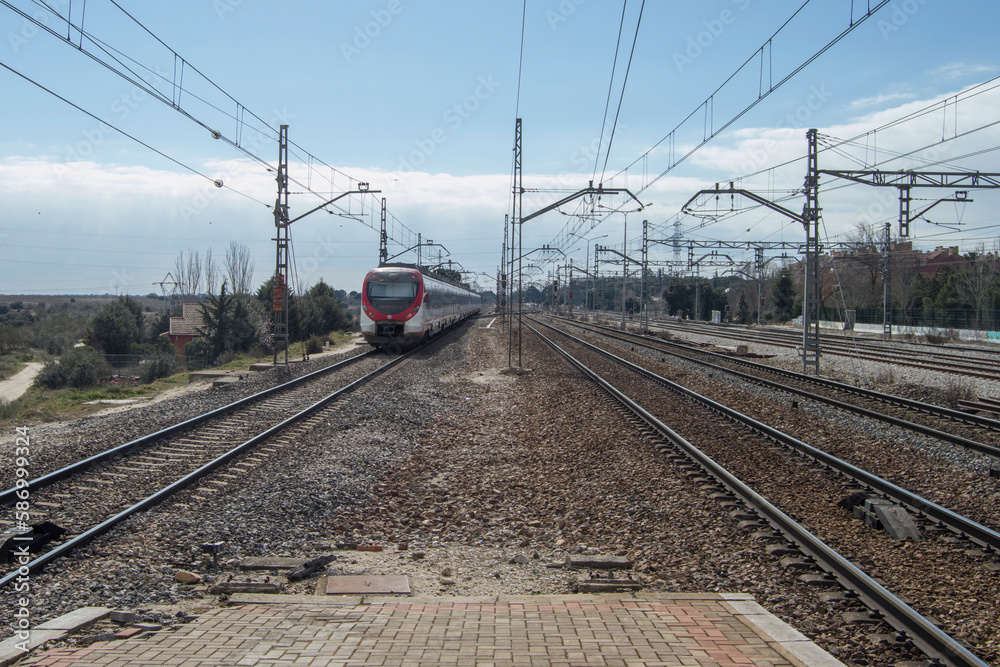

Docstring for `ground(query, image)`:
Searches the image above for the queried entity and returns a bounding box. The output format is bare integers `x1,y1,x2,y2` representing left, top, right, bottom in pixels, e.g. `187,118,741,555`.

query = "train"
360,264,482,351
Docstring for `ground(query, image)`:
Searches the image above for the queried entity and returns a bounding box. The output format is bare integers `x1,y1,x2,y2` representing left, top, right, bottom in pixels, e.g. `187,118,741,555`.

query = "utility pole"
513,118,523,368
379,197,388,265
641,219,648,331
271,125,379,365
273,125,291,365
802,129,821,374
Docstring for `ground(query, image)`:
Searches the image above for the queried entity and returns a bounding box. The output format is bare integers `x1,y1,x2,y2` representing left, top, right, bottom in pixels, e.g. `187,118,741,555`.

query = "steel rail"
576,317,1000,436
527,321,991,667
561,318,1000,457
0,349,380,505
534,318,1000,552
0,347,412,590
647,318,1000,377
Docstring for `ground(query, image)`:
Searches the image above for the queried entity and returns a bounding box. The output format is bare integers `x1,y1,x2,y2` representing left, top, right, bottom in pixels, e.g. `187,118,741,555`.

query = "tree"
839,221,885,309
225,241,255,295
204,247,220,297
91,297,142,354
174,249,202,297
257,274,301,341
953,243,998,330
737,291,751,324
301,279,352,336
772,268,796,322
199,282,260,359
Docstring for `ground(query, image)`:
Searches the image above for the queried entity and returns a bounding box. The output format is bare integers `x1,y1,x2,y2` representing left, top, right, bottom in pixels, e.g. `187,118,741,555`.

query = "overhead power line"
541,0,892,259
2,0,421,252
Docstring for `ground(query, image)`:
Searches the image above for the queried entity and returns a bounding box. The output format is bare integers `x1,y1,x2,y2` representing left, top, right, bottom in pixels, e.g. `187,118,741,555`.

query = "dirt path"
0,362,42,402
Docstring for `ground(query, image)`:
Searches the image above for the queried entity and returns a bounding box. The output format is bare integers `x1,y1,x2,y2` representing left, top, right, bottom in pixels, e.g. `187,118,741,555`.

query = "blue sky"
1,0,999,295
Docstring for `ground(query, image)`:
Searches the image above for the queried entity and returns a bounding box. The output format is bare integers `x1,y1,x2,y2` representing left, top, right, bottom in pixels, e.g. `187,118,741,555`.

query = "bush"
68,357,104,387
942,377,976,408
305,336,323,355
62,346,112,388
184,338,212,371
35,360,68,389
139,354,177,384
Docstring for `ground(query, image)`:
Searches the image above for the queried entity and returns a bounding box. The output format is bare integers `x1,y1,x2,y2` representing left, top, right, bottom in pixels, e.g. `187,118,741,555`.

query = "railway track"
530,318,1000,666
0,345,416,587
643,316,1000,380
556,317,1000,464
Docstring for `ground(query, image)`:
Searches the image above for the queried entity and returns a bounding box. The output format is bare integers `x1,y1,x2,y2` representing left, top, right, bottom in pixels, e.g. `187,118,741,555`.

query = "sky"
1,0,999,296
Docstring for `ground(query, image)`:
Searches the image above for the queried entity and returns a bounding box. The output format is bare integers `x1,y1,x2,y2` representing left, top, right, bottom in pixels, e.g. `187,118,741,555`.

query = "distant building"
919,246,965,278
164,303,205,354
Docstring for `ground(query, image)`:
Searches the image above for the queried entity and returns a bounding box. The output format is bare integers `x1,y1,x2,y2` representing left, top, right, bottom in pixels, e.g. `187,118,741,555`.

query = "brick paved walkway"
21,593,841,667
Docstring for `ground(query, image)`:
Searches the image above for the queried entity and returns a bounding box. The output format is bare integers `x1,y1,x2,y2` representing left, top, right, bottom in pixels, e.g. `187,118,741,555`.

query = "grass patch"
0,368,191,424
0,355,26,381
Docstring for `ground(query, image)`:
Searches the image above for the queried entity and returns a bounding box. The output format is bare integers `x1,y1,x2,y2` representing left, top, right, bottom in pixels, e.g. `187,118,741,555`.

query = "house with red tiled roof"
919,246,966,278
164,303,205,354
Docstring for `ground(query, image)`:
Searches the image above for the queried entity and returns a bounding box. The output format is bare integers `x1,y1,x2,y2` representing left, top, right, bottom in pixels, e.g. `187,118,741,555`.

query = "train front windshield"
367,276,420,315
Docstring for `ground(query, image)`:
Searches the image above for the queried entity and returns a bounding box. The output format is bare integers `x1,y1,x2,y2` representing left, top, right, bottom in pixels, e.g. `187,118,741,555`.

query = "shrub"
942,377,976,408
68,356,104,387
305,336,323,355
35,360,67,389
139,354,177,384
184,338,212,371
62,346,112,388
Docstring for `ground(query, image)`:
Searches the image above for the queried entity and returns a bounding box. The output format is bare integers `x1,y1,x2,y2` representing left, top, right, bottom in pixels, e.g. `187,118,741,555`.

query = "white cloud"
848,92,916,110
931,63,998,81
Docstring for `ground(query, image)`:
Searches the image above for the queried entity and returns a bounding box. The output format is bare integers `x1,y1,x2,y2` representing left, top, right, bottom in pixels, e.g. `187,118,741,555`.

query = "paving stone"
17,593,843,667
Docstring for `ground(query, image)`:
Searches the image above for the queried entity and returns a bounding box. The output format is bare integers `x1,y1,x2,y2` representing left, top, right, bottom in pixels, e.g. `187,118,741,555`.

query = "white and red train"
360,264,482,351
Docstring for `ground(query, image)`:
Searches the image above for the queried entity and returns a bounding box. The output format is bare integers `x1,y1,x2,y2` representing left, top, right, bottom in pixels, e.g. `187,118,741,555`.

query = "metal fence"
820,306,1000,332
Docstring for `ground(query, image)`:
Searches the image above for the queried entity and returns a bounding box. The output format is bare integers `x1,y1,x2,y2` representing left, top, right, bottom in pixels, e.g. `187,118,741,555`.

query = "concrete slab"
239,556,309,570
324,574,411,595
0,630,64,666
34,606,110,631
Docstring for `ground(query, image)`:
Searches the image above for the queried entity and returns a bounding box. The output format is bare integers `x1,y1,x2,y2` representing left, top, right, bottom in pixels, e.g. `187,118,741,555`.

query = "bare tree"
954,242,998,332
204,248,220,297
225,241,255,295
838,221,885,308
174,249,202,298
890,245,924,324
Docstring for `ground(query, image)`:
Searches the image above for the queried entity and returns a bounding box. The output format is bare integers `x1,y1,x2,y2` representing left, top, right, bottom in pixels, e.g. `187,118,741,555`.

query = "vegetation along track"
648,317,1000,380
559,317,1000,466
0,346,413,587
531,317,1000,665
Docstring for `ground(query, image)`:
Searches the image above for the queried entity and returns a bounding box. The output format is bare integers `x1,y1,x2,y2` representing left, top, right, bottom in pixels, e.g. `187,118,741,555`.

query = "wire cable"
593,0,629,184
600,0,645,185
0,56,268,208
